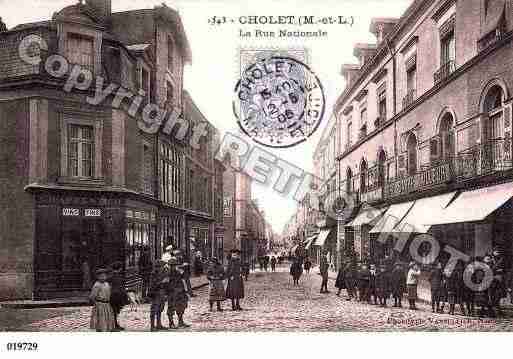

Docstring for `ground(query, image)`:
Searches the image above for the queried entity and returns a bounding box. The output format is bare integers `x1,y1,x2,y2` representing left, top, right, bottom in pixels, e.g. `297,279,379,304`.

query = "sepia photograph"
1,0,513,356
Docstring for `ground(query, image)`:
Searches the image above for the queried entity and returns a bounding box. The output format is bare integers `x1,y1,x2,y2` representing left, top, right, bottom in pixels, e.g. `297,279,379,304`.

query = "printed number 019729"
6,342,38,351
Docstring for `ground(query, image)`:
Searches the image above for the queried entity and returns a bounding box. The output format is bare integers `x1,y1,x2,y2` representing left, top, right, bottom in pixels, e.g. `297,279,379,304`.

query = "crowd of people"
88,244,249,332
290,249,513,318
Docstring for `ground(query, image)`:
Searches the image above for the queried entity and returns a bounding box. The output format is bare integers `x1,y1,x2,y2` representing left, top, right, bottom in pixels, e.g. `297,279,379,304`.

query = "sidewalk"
0,275,209,309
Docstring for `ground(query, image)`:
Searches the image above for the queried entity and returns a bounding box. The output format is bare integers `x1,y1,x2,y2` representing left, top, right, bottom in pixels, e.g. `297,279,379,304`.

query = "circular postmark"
233,56,325,148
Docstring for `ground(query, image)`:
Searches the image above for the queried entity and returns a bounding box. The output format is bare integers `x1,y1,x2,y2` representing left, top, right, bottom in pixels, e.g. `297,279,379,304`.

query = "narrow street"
2,265,513,332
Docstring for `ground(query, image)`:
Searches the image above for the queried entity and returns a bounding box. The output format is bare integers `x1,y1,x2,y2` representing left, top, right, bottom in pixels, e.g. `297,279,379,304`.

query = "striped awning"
314,229,331,247
305,236,317,250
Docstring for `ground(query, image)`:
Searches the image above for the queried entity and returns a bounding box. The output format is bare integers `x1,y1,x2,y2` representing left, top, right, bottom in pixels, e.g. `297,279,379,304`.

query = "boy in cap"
149,260,168,331
166,257,190,328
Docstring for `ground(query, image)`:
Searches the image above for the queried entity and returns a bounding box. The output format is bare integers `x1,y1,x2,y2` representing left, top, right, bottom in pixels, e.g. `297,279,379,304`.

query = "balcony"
434,60,455,85
402,89,416,110
384,160,452,199
478,28,504,52
454,138,513,178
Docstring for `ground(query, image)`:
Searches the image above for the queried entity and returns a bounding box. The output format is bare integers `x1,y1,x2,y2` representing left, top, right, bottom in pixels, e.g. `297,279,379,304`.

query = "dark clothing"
290,261,303,283
357,267,371,301
226,258,245,299
138,252,152,298
304,260,312,272
109,272,128,314
335,267,346,289
149,268,167,316
390,267,406,306
166,268,188,315
375,270,391,300
368,270,378,303
344,262,357,298
429,268,444,308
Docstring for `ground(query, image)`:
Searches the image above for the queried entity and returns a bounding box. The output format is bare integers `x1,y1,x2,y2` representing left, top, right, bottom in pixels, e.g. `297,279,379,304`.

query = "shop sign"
223,197,233,217
84,208,102,217
62,208,80,216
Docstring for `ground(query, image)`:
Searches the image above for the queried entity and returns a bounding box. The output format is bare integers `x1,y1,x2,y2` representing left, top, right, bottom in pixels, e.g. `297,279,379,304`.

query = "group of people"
258,255,279,272
330,249,513,317
289,257,312,286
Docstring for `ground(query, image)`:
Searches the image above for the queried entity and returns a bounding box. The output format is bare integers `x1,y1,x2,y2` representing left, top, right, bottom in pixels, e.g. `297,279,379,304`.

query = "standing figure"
226,250,245,311
193,251,204,277
263,256,269,272
446,262,465,315
357,263,370,302
290,257,303,286
138,248,152,301
319,251,330,294
207,257,226,312
175,250,195,297
109,261,128,331
406,262,421,310
270,256,277,272
368,264,379,305
391,262,406,308
375,264,391,307
89,268,116,332
335,261,346,296
429,262,444,313
166,257,190,328
489,250,507,317
304,258,312,274
149,260,168,331
344,259,357,301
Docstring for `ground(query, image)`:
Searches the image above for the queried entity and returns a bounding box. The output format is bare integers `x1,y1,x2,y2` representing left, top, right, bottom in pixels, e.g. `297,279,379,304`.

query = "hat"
165,245,174,252
95,268,109,276
110,261,123,272
168,257,179,266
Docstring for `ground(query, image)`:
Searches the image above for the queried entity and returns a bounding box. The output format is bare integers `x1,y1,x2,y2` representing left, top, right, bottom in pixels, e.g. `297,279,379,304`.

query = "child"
89,268,116,332
391,262,406,308
149,260,168,331
167,257,190,328
375,264,391,307
406,262,421,310
429,262,444,313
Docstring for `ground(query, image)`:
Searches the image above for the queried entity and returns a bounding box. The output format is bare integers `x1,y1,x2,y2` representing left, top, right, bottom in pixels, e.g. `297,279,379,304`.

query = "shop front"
33,190,126,300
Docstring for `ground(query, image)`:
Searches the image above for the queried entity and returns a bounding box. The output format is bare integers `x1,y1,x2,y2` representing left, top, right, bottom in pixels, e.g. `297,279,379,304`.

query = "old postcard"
1,0,513,356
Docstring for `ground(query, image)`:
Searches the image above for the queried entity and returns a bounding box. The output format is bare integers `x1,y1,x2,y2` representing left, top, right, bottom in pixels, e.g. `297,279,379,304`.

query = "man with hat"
166,257,190,328
149,260,168,331
226,249,245,310
390,261,406,307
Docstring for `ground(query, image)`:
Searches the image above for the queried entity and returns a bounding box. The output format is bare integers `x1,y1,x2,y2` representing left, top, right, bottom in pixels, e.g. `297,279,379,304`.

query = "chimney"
87,0,112,19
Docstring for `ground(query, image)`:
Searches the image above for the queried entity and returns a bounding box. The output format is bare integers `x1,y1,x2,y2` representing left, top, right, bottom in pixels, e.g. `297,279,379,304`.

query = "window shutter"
481,113,489,142
398,153,406,176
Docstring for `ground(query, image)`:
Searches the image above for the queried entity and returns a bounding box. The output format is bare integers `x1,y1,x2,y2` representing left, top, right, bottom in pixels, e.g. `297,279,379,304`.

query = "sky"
0,0,412,235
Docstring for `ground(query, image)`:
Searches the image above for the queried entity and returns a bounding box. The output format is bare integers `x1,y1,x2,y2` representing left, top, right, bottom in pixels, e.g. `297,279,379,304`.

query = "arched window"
346,167,353,194
439,113,455,159
377,150,387,186
360,159,368,193
407,133,418,176
483,85,505,141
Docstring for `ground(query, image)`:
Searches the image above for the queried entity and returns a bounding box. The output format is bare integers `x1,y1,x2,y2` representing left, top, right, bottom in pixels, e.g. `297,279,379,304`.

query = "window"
346,168,353,194
360,160,368,193
483,85,505,141
441,30,455,65
67,34,93,70
168,37,174,70
166,81,174,105
160,143,183,206
141,67,150,97
142,143,154,195
407,67,417,94
378,150,387,186
68,125,94,178
347,122,353,148
407,133,418,176
378,86,387,123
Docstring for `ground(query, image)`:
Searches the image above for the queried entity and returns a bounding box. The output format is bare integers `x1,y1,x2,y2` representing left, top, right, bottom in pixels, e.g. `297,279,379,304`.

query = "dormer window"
67,33,94,70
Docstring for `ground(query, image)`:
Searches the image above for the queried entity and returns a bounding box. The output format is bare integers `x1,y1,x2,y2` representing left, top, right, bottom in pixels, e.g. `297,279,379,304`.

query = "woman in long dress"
89,268,116,332
207,257,226,312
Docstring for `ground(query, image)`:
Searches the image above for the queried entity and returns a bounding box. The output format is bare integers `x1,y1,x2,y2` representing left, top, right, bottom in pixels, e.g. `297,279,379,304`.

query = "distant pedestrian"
226,250,245,311
391,262,406,308
319,251,330,294
207,257,226,312
368,264,378,305
109,261,128,331
344,259,357,301
148,260,168,331
335,261,346,296
89,268,115,332
357,262,370,302
290,257,303,286
304,258,312,274
270,256,277,272
263,256,269,272
242,261,250,281
406,262,421,310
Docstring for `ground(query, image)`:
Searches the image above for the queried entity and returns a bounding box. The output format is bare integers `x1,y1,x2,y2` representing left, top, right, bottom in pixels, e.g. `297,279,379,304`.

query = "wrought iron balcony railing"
434,60,455,84
454,138,513,178
402,89,416,110
478,28,504,52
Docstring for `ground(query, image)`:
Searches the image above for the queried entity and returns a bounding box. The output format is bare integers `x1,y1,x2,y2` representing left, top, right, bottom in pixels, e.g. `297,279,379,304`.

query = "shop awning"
305,236,317,250
369,201,415,233
391,192,457,233
314,229,331,247
426,182,513,226
346,206,388,227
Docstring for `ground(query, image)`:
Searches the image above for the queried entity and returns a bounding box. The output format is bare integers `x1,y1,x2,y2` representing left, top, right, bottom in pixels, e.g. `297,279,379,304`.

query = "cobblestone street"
3,266,513,332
